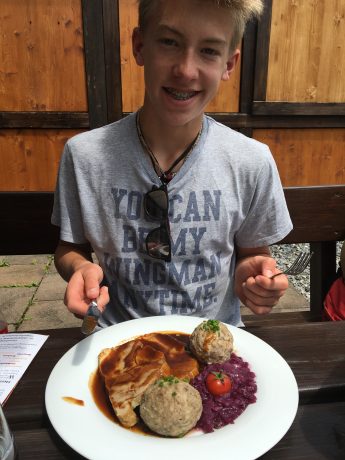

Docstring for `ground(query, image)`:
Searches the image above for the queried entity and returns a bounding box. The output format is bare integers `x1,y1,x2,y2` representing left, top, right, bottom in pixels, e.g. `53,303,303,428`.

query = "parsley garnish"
201,319,220,333
155,375,180,387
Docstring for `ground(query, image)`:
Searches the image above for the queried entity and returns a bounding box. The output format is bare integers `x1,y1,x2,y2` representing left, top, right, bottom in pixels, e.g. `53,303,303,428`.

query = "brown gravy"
89,331,194,435
62,396,85,406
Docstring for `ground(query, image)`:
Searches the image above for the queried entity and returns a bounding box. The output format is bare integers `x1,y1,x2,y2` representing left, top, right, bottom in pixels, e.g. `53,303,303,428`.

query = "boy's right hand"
63,262,109,318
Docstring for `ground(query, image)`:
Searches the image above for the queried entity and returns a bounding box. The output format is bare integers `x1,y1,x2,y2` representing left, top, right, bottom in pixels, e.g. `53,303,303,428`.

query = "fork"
270,251,313,279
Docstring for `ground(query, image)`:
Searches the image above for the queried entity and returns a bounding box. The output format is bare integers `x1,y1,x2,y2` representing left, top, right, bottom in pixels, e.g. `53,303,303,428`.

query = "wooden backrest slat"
281,185,345,244
0,192,58,255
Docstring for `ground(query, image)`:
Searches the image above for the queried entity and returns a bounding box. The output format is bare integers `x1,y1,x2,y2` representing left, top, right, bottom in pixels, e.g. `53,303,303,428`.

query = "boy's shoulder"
205,115,270,154
67,113,135,148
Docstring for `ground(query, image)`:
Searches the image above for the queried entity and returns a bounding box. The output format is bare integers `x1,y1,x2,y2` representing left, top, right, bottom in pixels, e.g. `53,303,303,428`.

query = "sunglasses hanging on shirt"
144,185,171,262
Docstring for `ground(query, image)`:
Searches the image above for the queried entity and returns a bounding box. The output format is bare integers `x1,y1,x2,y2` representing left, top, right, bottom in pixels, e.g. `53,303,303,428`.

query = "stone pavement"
0,255,309,332
0,255,81,332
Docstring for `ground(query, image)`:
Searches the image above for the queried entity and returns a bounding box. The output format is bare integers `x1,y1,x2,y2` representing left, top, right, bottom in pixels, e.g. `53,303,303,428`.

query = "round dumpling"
140,376,202,437
189,319,233,364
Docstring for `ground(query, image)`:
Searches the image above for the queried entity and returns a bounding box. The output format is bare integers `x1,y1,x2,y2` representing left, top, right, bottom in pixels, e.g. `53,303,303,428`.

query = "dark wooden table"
3,322,345,459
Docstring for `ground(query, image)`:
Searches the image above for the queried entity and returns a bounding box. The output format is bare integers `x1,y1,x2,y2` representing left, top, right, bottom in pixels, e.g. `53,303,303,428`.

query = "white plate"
45,316,298,460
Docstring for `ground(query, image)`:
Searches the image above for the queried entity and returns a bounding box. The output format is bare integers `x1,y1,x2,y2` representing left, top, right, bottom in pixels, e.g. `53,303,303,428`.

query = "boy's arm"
54,240,93,281
54,240,109,317
234,245,288,315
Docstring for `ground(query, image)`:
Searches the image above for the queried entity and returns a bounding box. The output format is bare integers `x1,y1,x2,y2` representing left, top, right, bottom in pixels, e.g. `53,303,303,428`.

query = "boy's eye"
159,38,178,47
202,48,220,56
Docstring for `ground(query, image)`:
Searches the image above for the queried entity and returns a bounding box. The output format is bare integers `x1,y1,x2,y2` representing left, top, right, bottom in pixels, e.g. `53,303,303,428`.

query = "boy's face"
133,0,240,128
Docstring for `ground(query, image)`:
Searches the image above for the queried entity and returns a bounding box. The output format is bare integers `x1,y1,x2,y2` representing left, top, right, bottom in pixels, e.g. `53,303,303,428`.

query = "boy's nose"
173,51,199,80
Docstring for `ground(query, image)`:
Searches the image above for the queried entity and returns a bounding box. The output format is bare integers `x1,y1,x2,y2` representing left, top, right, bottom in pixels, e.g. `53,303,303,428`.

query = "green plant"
0,259,10,267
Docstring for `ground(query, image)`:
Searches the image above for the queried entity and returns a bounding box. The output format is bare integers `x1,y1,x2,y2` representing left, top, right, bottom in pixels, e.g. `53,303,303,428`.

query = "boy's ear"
132,27,145,66
222,49,240,81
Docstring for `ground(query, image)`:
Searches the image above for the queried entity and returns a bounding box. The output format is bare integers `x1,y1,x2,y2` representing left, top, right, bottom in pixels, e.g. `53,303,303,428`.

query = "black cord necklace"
136,111,202,184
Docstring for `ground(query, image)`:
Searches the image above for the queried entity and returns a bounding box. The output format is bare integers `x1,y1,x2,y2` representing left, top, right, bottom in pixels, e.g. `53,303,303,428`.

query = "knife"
81,300,101,335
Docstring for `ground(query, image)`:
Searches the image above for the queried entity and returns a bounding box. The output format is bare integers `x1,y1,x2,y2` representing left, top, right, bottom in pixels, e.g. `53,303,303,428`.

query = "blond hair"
137,0,264,50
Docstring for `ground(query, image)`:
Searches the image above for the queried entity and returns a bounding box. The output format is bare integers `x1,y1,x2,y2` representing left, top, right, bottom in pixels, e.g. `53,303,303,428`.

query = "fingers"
245,304,272,315
83,267,109,312
261,256,276,278
64,281,89,317
97,285,110,312
64,263,107,317
254,265,289,291
65,285,109,318
84,270,102,300
235,254,290,315
242,274,288,313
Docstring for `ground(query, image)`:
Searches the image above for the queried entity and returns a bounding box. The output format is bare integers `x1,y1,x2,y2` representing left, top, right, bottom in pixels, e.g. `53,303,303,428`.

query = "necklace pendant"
162,171,175,183
136,110,203,185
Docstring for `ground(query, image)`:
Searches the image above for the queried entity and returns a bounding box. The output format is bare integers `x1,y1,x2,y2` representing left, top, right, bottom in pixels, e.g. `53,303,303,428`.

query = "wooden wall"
0,129,82,190
0,0,344,192
0,0,87,191
253,129,345,187
252,0,345,187
0,0,87,112
266,0,345,103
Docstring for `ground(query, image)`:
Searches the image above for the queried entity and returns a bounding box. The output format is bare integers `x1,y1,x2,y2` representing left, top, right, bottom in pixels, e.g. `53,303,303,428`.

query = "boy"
52,0,292,328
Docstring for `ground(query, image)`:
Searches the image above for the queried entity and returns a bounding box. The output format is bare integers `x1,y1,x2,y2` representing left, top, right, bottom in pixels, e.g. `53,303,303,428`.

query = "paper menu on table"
0,333,49,405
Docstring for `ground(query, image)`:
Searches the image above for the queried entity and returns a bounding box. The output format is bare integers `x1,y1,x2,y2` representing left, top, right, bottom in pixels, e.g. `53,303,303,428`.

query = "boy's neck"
138,107,203,169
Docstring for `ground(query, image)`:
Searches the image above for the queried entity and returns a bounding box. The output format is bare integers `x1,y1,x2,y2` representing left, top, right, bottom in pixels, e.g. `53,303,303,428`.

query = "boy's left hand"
234,255,288,315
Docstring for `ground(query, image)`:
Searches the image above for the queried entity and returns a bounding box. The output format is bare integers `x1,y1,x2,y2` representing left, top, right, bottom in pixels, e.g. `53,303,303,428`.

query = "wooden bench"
1,185,344,322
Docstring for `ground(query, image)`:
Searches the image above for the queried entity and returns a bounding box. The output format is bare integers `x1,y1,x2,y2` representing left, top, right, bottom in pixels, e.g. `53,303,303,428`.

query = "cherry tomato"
205,371,232,396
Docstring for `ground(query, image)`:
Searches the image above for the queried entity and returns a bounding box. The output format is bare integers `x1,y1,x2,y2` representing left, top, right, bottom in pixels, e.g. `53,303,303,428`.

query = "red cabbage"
190,353,257,433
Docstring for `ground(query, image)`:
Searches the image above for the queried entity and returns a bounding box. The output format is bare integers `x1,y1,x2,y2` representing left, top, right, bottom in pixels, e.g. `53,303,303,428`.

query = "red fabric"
323,277,345,321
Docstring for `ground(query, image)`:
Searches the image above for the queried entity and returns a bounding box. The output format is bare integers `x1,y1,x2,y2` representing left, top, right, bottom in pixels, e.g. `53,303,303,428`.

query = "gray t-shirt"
52,113,292,327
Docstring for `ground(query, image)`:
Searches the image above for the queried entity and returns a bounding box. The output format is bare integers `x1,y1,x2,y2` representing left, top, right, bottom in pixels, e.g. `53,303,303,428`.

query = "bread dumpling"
189,319,233,364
